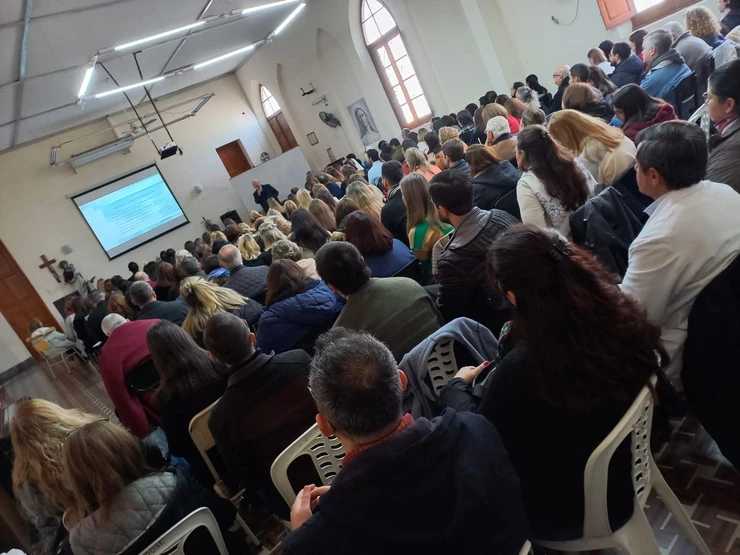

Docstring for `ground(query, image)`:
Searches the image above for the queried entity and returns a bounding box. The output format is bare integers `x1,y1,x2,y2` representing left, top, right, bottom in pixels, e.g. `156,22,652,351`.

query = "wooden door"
268,112,298,153
216,140,253,178
0,241,58,361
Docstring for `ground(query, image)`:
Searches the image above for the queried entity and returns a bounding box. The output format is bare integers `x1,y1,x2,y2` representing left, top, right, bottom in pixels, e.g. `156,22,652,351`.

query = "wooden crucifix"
39,254,61,283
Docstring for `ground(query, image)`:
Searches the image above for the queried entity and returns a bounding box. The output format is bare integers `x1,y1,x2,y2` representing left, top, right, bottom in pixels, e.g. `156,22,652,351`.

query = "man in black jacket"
218,244,269,303
609,41,644,88
430,170,517,334
204,312,316,518
252,180,280,213
85,290,109,349
442,138,471,177
548,64,570,114
379,161,408,245
129,281,189,326
283,328,529,555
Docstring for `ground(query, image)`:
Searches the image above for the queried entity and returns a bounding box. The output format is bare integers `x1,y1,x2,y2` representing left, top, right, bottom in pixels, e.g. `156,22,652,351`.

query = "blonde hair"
283,199,298,218
439,126,460,145
247,210,262,225
309,199,337,232
62,420,152,525
548,109,623,153
686,6,721,39
481,103,509,126
346,181,384,220
237,233,262,261
237,222,253,235
404,147,432,172
210,230,227,243
11,399,100,511
296,189,312,209
258,222,288,250
180,277,249,338
267,197,285,214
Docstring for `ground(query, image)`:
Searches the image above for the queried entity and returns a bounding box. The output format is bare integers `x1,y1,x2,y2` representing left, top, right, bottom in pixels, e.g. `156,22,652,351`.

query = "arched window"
259,85,297,153
361,0,431,128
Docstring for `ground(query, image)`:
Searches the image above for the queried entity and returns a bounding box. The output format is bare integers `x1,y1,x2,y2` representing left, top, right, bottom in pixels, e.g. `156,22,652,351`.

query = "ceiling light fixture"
94,76,165,99
270,2,306,37
77,58,97,99
241,0,300,16
193,42,260,70
113,21,206,51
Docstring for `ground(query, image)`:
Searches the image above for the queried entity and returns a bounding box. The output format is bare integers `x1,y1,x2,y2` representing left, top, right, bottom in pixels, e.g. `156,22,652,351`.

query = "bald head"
218,244,242,270
553,64,570,86
129,280,156,308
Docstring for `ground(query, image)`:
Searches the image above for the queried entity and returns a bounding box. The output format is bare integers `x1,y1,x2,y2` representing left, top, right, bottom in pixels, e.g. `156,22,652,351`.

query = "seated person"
315,242,443,361
467,144,521,218
429,170,517,333
28,318,74,358
257,260,344,354
204,312,316,518
147,321,226,484
612,84,677,142
441,138,471,176
621,121,740,386
99,314,160,437
380,161,409,246
485,116,517,164
706,59,740,194
219,244,269,303
608,41,644,87
343,210,415,278
129,281,188,325
283,328,529,555
640,29,693,107
441,225,661,540
61,420,238,555
84,290,109,348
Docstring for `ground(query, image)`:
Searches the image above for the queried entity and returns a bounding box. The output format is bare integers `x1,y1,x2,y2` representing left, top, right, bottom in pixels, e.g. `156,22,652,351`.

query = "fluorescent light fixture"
78,63,96,98
193,43,258,70
241,0,300,15
94,76,165,99
113,21,206,51
271,2,306,37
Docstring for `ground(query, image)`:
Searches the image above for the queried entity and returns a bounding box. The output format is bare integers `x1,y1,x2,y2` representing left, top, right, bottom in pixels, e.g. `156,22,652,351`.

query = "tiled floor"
2,362,739,554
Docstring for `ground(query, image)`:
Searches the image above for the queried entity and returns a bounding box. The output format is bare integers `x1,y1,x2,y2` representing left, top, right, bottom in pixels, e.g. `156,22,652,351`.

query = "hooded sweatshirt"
282,409,530,555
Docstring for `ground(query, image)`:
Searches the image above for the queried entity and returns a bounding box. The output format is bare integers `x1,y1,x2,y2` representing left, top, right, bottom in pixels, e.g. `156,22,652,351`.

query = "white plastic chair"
138,507,228,555
188,401,260,547
519,539,533,555
426,339,459,395
270,423,345,507
536,378,711,555
30,337,75,379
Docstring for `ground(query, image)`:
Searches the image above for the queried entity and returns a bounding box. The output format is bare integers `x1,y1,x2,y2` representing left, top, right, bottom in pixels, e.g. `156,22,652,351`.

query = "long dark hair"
343,210,393,256
266,259,312,305
488,225,663,411
517,125,589,211
588,66,617,96
291,208,330,253
612,84,666,124
147,321,225,403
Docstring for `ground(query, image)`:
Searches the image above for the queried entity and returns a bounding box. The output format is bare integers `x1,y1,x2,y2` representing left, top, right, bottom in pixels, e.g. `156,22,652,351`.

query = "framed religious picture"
348,98,381,146
307,131,319,146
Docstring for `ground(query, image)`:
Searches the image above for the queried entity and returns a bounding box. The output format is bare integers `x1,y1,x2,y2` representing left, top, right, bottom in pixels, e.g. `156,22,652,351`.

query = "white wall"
0,314,30,371
0,74,272,362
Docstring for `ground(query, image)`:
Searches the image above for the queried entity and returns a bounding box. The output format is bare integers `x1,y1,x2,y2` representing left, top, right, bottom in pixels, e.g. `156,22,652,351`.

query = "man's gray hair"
664,21,685,43
309,328,402,438
644,29,673,56
218,244,242,269
129,280,156,308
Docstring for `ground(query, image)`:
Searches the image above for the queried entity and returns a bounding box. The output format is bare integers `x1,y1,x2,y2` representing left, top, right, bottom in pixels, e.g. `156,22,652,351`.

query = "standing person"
612,84,677,142
640,29,693,105
621,121,740,385
549,64,571,114
609,42,644,87
253,180,280,213
147,321,226,483
706,59,740,193
441,225,662,541
380,160,409,246
429,170,517,332
282,328,529,555
515,125,595,239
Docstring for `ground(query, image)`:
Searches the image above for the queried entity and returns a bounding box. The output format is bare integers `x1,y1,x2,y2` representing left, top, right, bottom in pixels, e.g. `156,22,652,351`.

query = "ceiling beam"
10,0,33,147
0,0,138,31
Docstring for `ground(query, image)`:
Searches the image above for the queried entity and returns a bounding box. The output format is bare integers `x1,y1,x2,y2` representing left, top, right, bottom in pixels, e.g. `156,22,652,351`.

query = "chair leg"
235,513,261,547
44,359,56,380
650,458,712,555
611,502,661,555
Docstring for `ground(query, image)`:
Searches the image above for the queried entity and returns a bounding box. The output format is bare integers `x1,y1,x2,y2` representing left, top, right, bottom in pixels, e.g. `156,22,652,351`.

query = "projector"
159,143,181,160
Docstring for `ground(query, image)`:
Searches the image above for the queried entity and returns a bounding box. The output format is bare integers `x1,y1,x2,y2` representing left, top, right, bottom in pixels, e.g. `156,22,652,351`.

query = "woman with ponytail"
515,125,596,239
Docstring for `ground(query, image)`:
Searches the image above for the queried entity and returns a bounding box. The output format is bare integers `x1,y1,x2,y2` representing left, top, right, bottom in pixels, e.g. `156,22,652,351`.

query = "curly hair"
686,6,721,39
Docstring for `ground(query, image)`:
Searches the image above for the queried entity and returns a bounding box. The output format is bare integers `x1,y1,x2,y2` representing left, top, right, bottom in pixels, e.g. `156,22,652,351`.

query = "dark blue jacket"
326,181,344,199
610,54,644,87
257,280,344,353
364,239,416,278
283,409,529,555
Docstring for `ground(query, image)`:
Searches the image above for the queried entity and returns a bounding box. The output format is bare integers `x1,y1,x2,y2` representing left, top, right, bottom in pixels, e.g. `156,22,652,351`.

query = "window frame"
260,85,281,119
631,0,701,29
361,0,432,129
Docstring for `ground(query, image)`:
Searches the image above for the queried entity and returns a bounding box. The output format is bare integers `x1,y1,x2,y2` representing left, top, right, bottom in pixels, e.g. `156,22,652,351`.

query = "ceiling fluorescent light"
113,21,206,51
77,61,97,98
94,76,165,99
271,2,306,37
241,0,300,15
193,43,258,70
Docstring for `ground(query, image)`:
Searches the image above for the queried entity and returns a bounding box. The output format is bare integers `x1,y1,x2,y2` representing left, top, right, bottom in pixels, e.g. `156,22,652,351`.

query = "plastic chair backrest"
674,73,698,119
188,399,222,483
426,339,459,396
581,377,656,537
139,507,228,555
30,337,50,357
270,423,345,506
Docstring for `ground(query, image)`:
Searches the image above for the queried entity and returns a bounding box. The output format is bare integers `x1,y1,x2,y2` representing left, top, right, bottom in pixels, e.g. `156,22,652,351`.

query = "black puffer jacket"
471,161,521,220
